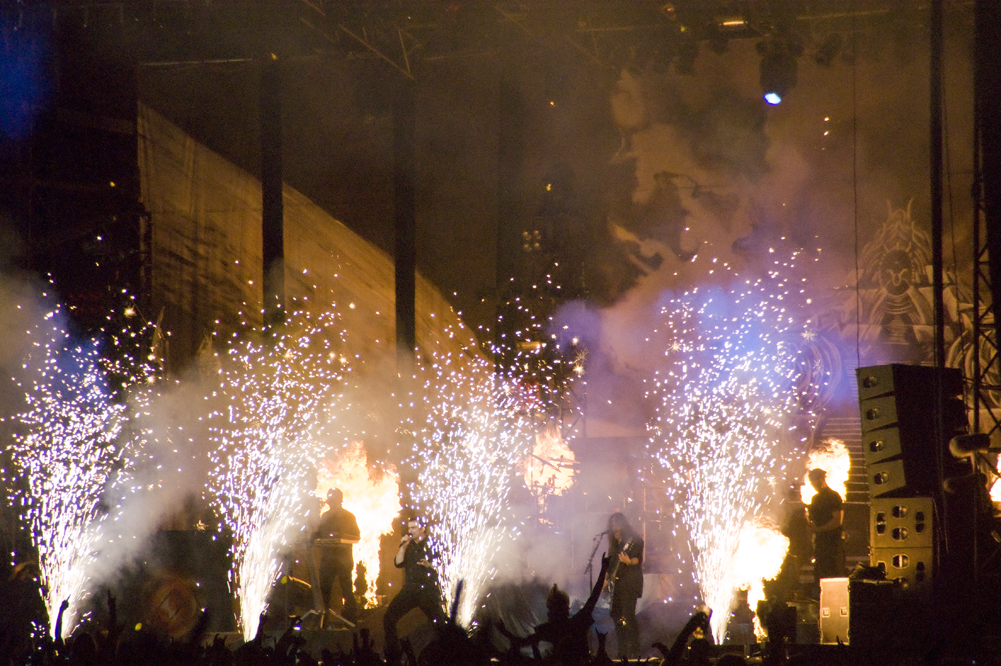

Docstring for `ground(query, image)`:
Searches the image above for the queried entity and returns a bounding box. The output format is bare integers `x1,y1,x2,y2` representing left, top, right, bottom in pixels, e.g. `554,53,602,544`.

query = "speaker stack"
869,497,933,587
856,364,966,588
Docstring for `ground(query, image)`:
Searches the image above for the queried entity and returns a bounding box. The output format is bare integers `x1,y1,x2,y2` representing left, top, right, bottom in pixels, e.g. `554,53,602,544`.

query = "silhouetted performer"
498,553,610,664
313,488,360,624
606,511,644,659
807,469,844,587
383,515,446,665
777,485,810,598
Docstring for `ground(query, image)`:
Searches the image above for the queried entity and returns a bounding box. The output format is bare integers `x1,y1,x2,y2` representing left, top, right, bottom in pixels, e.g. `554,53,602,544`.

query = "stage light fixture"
757,38,800,105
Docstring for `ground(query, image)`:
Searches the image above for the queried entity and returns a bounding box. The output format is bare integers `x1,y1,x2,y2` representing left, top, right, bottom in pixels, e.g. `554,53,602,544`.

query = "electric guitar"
606,538,634,597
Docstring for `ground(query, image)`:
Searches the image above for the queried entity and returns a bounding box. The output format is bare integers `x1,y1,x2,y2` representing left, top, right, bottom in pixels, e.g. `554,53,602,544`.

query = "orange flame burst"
732,521,789,638
316,442,400,607
991,479,1001,503
523,424,576,495
800,439,850,504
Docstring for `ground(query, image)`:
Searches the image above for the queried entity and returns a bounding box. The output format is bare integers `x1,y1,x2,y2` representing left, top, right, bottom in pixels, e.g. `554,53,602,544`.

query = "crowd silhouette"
1,565,999,665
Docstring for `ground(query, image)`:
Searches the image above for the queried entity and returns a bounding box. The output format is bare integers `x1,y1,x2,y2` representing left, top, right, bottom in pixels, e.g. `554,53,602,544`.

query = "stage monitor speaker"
819,577,850,645
871,547,933,588
857,364,963,402
871,497,933,549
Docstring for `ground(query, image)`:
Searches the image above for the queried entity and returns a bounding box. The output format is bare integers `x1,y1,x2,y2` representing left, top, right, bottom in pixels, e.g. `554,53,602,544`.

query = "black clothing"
383,583,447,661
610,588,640,659
314,506,361,542
0,573,46,658
777,498,811,597
384,536,445,663
397,536,440,588
808,487,844,581
783,500,812,560
807,487,843,531
608,533,644,658
313,506,360,622
608,534,644,598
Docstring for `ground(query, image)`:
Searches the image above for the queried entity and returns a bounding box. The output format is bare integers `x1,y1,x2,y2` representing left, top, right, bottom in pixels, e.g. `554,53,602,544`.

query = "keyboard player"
312,488,360,625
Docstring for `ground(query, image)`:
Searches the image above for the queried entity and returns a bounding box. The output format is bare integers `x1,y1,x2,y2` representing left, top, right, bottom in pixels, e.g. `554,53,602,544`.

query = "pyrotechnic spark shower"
646,251,824,640
11,300,156,638
208,308,354,640
407,337,543,627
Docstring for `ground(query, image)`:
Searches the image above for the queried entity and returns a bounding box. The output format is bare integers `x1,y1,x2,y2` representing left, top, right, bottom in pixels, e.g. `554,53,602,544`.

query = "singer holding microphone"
383,514,447,665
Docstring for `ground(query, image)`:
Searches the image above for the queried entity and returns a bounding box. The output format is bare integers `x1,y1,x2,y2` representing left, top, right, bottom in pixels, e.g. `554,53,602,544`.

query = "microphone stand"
583,531,607,589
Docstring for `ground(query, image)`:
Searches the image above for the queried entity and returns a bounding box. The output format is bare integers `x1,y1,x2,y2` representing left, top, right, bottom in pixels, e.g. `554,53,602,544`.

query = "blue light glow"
764,92,782,105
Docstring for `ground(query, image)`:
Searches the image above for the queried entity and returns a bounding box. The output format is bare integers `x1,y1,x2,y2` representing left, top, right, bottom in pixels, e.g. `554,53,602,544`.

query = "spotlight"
757,37,800,104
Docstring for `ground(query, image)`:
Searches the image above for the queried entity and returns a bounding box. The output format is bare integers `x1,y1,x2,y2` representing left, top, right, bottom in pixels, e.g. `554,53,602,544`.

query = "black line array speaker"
856,364,963,402
870,547,933,588
856,365,966,498
870,497,934,549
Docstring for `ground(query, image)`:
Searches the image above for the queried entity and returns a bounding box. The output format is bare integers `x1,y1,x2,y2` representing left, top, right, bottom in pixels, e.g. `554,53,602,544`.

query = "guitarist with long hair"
605,511,644,659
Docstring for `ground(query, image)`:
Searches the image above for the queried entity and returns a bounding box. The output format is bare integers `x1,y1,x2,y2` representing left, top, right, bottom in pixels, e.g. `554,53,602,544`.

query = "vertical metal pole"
930,0,951,573
394,78,417,507
394,79,416,374
931,0,945,373
261,54,285,334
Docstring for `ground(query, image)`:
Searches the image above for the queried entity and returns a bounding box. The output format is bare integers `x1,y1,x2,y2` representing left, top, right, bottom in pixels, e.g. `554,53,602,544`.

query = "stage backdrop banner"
137,102,480,370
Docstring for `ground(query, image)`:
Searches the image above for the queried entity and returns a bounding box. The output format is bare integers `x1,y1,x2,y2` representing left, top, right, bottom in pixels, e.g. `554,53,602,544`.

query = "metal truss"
17,1,949,78
971,118,1001,438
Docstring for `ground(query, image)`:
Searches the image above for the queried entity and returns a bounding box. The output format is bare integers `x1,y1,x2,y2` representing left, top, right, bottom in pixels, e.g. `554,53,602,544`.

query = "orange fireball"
316,442,400,607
